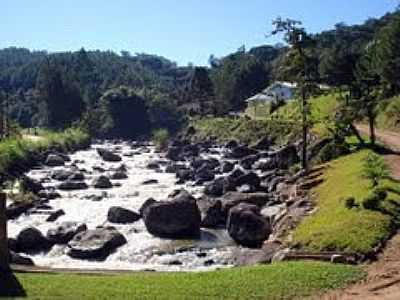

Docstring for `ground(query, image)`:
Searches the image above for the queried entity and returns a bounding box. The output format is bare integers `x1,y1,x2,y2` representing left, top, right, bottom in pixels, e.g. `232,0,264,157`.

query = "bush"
317,141,350,163
362,188,388,211
344,197,357,209
152,129,169,151
362,152,390,187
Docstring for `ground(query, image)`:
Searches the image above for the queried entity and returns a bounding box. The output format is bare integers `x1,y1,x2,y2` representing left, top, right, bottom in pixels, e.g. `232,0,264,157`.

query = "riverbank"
0,128,90,183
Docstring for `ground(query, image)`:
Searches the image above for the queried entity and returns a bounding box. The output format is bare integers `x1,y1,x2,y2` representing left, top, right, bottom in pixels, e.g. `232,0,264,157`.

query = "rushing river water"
7,141,238,271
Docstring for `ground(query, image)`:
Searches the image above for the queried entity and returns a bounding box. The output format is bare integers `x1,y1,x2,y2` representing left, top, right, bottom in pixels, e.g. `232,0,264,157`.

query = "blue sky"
2,0,398,65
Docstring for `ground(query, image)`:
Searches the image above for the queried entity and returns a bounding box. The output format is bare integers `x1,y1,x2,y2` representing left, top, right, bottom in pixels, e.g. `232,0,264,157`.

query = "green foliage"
362,188,388,211
11,262,364,300
152,128,169,151
362,152,390,187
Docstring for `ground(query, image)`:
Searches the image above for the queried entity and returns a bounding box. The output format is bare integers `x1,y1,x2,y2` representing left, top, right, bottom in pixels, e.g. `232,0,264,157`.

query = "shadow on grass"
0,271,26,298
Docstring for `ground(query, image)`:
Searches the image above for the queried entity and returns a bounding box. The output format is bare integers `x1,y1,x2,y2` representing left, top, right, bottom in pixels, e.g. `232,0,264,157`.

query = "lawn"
1,262,364,300
293,150,400,254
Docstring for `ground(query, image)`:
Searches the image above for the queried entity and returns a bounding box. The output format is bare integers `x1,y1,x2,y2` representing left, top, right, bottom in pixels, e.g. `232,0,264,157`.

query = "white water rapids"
7,141,238,271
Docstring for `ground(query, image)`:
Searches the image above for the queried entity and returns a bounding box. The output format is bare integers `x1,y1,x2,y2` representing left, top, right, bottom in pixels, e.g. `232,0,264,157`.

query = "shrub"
344,197,357,209
362,188,388,211
317,141,350,163
152,128,169,151
362,152,390,187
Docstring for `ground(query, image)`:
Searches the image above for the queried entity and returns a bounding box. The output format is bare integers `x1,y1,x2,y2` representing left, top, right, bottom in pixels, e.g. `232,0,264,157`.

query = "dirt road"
321,125,400,299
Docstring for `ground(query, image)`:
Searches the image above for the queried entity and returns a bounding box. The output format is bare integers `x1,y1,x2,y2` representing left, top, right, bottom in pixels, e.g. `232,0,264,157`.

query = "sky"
2,0,398,66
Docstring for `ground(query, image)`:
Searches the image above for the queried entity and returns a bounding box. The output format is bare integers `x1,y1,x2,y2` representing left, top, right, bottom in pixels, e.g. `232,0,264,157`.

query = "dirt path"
321,126,400,299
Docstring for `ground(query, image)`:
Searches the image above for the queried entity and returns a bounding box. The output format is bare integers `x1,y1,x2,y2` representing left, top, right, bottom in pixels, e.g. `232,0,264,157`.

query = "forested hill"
0,9,398,138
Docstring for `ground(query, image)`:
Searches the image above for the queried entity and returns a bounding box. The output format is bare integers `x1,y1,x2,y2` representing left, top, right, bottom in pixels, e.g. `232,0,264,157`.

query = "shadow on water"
0,272,26,298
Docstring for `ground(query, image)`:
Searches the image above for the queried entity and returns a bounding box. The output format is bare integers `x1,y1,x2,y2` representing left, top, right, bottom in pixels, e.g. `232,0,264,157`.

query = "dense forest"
0,9,399,138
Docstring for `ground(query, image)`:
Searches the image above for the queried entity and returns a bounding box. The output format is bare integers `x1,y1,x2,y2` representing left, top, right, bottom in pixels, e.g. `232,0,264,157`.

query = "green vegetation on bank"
377,95,400,131
0,128,90,176
293,150,400,254
6,262,364,300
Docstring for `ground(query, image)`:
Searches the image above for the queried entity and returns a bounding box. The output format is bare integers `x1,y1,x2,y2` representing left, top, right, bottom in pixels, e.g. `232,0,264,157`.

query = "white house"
245,81,296,106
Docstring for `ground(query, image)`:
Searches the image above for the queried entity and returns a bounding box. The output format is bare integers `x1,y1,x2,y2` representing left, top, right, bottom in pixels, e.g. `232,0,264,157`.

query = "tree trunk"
368,110,376,146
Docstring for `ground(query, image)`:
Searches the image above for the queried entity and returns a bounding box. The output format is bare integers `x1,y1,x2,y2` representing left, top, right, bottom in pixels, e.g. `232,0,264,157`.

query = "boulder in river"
46,209,65,222
20,175,44,194
107,207,141,224
16,227,53,253
142,190,201,239
92,175,113,189
45,154,66,167
47,222,87,244
110,171,128,180
219,192,270,215
228,145,258,159
9,251,34,266
51,169,73,181
227,203,271,248
97,148,122,162
58,181,88,191
139,198,157,216
67,227,127,260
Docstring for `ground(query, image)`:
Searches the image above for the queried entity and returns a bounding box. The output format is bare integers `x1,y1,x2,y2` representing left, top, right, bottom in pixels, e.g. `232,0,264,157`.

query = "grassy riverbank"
293,150,400,254
3,262,364,299
0,128,90,177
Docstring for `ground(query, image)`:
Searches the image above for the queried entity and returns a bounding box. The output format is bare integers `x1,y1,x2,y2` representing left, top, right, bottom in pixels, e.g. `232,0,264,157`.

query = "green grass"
293,150,400,254
377,95,400,131
0,128,90,176
4,262,364,300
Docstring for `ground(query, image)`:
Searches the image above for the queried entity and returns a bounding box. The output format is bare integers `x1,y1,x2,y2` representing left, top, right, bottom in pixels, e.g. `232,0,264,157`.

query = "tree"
270,17,319,171
352,42,381,146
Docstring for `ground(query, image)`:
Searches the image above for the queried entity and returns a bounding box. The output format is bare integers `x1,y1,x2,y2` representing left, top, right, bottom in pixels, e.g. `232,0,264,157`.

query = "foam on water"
8,142,236,271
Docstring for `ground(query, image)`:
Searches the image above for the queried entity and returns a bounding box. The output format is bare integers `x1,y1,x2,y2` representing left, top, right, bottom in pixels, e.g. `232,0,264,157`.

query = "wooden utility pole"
0,193,9,272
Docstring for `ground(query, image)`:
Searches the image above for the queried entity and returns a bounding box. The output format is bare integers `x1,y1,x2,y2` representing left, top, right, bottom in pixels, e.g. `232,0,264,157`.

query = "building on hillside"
245,81,296,116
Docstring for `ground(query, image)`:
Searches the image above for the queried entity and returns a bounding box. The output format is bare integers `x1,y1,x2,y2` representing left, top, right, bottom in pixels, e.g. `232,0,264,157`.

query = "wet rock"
6,201,36,219
219,192,270,214
166,146,182,161
200,200,225,228
176,169,193,183
20,176,44,194
16,227,53,253
182,144,200,158
194,165,215,184
143,190,201,239
46,209,65,222
225,140,239,149
58,181,88,191
204,177,225,197
142,179,159,185
252,136,273,151
228,146,258,159
240,155,259,170
9,251,34,266
67,227,127,260
45,154,65,167
165,162,186,173
107,207,141,224
227,203,271,248
139,198,157,216
147,162,160,170
92,175,113,189
37,189,61,200
47,222,87,244
110,171,128,180
93,166,106,173
51,169,74,181
221,161,235,173
68,172,85,181
97,148,122,162
204,259,215,266
235,172,261,190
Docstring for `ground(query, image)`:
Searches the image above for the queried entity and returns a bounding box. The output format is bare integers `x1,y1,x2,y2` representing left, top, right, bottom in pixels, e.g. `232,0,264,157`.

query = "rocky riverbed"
6,138,313,271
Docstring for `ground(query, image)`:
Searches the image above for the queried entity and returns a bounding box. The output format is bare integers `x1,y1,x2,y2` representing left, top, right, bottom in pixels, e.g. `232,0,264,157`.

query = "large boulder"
194,165,215,184
221,161,235,173
67,227,127,260
92,175,113,189
227,203,271,248
235,172,261,190
252,136,273,151
166,146,183,161
199,199,225,228
107,207,141,224
142,191,201,239
97,148,122,162
45,154,65,167
139,198,157,216
47,222,87,244
16,227,53,253
219,192,270,215
268,145,300,170
58,181,88,191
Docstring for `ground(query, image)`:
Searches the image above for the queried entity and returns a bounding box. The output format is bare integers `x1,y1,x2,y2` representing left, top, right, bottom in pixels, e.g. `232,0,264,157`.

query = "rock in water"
107,207,141,224
92,175,113,189
67,227,127,260
47,222,87,244
97,148,122,162
9,251,34,266
46,209,65,222
58,181,88,191
16,227,53,253
143,191,201,239
227,203,271,248
45,154,65,167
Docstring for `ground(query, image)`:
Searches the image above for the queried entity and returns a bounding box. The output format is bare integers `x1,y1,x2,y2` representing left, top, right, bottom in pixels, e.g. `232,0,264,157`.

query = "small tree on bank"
270,18,319,171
